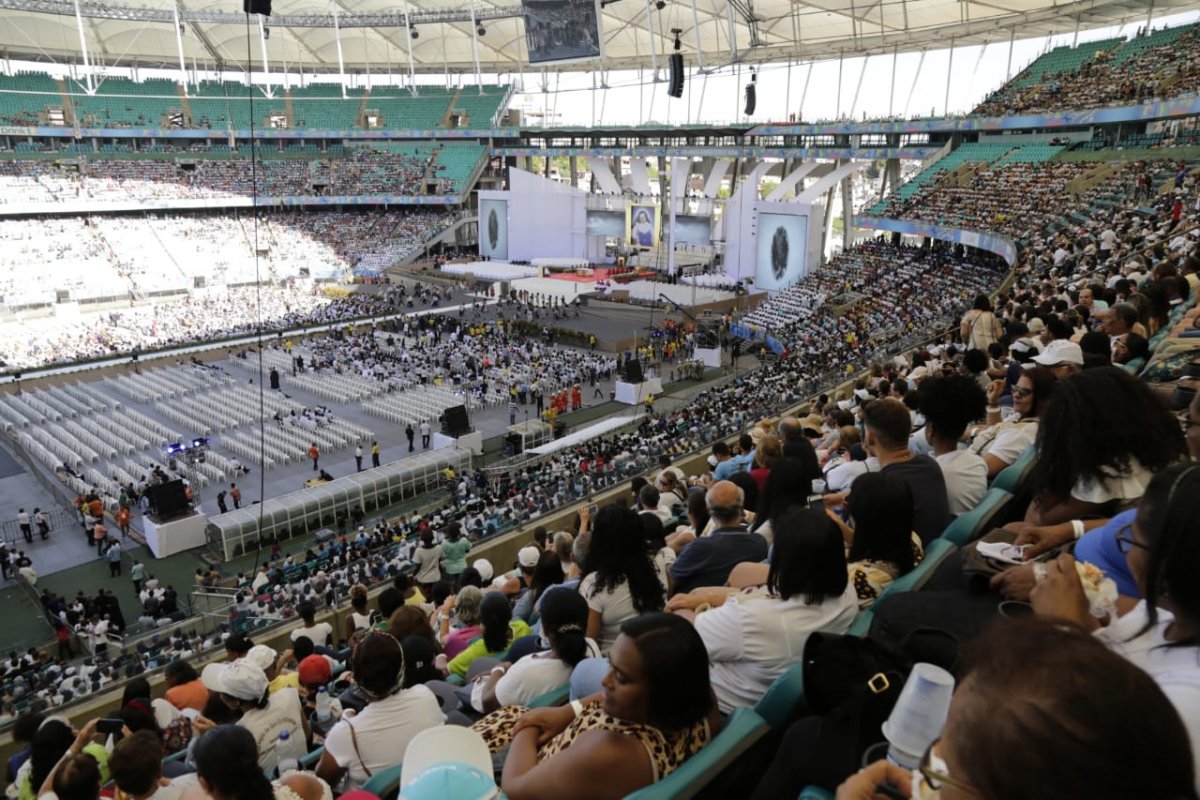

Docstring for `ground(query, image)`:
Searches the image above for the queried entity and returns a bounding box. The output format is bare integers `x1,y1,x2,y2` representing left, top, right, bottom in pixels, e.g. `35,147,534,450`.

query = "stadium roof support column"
943,37,954,115
71,0,94,93
404,10,416,91
629,158,653,195
1006,29,1015,80
257,15,273,97
840,161,854,250
470,7,483,88
332,4,347,98
586,157,622,194
766,161,819,201
888,47,897,116
172,1,188,89
702,159,730,198
689,0,704,69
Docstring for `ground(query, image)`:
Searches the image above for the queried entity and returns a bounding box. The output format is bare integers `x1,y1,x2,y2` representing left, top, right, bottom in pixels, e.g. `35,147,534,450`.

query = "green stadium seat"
624,707,771,800
361,762,404,797
753,663,805,731
991,446,1036,493
938,489,1012,547
528,683,571,708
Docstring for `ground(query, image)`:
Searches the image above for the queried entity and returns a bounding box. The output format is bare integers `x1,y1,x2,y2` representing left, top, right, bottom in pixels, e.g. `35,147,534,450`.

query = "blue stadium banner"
855,216,1018,266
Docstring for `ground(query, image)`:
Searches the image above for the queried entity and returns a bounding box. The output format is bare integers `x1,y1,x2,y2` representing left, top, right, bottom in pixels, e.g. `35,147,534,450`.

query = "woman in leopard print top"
473,613,718,799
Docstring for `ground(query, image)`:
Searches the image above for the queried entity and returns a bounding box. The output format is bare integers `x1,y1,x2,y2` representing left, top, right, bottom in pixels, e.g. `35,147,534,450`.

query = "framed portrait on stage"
627,203,660,248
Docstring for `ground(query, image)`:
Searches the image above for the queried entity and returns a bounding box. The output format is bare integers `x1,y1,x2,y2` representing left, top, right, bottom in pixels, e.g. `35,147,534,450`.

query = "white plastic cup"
881,662,955,761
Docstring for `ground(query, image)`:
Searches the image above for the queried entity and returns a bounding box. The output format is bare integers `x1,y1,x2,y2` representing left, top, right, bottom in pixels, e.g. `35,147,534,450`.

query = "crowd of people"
975,22,1200,116
0,283,390,369
0,151,440,204
11,34,1200,799
876,160,1092,238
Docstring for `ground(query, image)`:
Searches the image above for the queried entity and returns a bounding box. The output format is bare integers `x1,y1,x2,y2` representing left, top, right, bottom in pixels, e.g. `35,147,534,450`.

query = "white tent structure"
0,0,1195,75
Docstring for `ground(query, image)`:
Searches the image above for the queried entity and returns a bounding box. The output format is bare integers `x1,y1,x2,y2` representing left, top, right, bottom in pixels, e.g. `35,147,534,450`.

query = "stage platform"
144,510,208,559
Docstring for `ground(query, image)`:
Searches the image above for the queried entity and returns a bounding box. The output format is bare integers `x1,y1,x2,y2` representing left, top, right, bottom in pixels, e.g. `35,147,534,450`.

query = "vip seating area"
0,74,512,131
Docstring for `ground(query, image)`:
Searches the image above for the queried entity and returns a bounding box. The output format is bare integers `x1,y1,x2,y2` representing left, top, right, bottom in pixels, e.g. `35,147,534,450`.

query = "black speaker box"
442,405,470,436
669,54,684,98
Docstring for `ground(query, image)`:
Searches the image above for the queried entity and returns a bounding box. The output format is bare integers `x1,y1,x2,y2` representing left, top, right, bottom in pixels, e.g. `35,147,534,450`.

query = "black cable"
239,13,269,575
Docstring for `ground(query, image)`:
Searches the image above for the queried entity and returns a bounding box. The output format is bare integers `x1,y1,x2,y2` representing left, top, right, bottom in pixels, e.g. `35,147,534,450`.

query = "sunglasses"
1011,385,1033,398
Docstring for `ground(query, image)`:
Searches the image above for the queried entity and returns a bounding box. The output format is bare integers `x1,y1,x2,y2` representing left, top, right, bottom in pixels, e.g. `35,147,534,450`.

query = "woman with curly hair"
579,504,666,654
1020,366,1187,532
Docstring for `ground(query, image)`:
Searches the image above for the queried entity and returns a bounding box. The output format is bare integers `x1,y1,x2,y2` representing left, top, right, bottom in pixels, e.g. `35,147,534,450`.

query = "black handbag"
796,630,958,790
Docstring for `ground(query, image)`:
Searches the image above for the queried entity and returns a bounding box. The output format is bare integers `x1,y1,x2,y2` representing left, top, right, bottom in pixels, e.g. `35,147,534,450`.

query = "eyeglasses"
1115,523,1150,554
1011,385,1033,398
919,739,979,797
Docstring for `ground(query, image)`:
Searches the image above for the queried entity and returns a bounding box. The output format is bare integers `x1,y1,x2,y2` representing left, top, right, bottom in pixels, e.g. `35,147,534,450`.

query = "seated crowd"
0,150,437,204
974,22,1200,116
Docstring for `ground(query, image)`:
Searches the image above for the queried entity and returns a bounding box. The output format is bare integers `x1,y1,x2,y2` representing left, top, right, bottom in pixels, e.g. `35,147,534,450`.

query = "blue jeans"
570,657,610,701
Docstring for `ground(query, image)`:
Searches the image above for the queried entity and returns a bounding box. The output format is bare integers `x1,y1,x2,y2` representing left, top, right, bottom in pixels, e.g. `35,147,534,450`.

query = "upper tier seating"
0,71,63,126
71,77,182,128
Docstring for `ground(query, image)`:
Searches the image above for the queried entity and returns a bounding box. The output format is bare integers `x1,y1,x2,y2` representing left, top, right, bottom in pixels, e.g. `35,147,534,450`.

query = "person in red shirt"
308,442,320,471
116,507,131,538
93,520,107,556
230,484,242,508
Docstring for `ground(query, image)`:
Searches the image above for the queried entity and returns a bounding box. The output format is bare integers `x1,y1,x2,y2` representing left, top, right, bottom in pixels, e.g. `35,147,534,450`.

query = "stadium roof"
0,0,1197,75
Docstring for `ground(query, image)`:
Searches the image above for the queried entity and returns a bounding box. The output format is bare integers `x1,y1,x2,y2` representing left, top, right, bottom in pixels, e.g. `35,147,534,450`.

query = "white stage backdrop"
755,212,809,291
496,168,594,262
478,196,509,260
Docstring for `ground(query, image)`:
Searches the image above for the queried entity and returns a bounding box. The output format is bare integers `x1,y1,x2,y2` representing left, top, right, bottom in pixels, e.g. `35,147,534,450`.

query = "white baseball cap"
517,546,541,569
400,727,496,800
472,559,494,582
243,644,277,673
201,660,269,701
1031,339,1083,367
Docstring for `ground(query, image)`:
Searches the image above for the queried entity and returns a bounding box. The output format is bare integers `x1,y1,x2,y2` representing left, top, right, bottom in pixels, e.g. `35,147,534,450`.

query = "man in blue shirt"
714,433,755,481
669,481,766,593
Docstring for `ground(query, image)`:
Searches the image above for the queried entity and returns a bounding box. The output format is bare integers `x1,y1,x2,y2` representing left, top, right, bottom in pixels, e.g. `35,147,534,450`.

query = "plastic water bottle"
315,685,332,723
276,729,301,775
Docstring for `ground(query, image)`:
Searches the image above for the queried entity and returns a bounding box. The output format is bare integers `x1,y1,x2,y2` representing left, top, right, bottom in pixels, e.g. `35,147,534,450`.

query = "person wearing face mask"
831,619,1196,800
